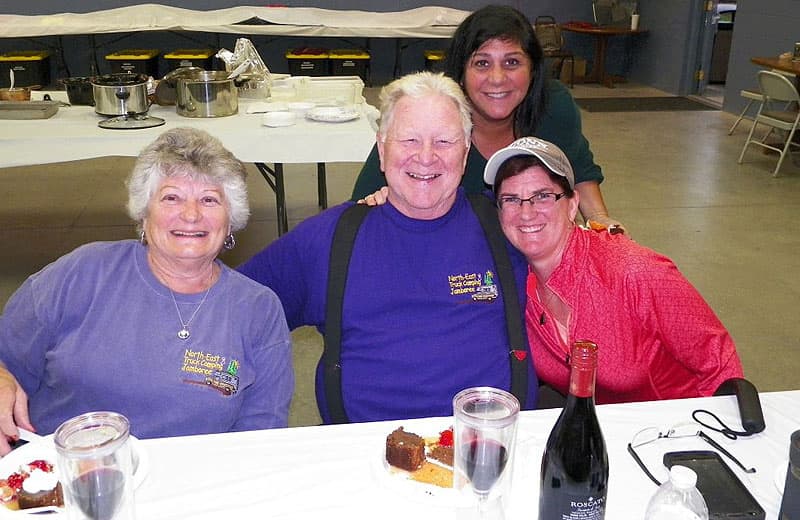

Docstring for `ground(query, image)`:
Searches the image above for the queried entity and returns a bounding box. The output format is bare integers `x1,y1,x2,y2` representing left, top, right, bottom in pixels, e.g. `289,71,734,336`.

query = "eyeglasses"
627,422,756,486
496,192,566,211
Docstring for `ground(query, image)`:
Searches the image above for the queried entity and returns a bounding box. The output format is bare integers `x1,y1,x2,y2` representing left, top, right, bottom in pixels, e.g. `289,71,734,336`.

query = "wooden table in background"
751,56,800,88
561,23,648,88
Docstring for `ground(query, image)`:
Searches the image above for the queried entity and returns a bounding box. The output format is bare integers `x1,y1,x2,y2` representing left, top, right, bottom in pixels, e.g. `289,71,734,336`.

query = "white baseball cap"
483,136,575,189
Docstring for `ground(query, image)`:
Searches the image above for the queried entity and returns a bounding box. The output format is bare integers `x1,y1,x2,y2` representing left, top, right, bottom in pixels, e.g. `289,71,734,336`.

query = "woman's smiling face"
144,174,230,267
497,167,578,265
462,37,533,126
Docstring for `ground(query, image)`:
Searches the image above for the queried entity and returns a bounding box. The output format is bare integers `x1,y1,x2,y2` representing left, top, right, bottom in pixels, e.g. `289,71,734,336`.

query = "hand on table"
0,366,33,456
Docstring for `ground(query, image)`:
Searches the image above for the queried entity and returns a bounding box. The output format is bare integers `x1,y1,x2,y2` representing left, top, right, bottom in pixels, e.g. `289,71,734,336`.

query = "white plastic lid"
669,465,698,489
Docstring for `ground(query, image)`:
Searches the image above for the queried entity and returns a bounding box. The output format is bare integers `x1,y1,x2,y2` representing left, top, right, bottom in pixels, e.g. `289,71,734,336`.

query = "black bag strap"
466,194,528,408
322,203,373,424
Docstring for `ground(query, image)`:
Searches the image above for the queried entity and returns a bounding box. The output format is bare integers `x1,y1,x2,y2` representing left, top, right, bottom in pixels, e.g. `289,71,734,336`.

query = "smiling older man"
239,71,538,424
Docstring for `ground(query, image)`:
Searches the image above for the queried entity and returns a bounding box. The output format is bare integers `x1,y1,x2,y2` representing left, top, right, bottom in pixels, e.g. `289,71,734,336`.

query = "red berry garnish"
28,460,52,472
438,427,454,447
6,473,25,491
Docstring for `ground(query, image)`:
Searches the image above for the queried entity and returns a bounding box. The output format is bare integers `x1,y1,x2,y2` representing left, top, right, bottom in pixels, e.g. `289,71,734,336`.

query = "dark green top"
350,79,603,200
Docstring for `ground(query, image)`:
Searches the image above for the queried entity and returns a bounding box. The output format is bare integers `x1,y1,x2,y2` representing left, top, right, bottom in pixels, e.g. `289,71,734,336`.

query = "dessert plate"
372,445,459,506
306,106,360,123
0,435,149,516
372,426,465,507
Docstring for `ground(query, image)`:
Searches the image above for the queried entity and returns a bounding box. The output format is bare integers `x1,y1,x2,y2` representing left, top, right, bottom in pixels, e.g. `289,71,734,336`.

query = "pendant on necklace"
178,328,190,340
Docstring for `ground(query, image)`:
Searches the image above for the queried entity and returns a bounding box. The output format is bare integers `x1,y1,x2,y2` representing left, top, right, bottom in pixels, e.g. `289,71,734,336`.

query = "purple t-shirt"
238,189,537,423
0,240,293,437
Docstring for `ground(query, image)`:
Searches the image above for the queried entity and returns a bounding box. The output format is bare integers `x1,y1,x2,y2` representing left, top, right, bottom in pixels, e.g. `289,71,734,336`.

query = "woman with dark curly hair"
352,5,624,232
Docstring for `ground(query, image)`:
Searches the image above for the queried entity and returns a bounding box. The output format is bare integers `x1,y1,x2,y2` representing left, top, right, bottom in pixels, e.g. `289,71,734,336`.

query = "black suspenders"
322,196,528,424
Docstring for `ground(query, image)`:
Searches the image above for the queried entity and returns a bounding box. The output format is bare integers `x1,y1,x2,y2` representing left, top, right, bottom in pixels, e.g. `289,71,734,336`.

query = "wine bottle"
539,340,609,520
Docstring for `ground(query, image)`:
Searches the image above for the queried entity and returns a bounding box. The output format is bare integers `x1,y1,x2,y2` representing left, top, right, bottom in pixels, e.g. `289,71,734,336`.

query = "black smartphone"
663,450,765,520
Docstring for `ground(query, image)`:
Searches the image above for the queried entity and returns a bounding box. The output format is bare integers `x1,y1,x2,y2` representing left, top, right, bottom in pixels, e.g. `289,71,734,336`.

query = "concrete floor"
1,83,799,427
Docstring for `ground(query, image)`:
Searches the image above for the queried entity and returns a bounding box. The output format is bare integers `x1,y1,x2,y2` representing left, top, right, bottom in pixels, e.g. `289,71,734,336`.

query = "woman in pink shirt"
484,136,744,404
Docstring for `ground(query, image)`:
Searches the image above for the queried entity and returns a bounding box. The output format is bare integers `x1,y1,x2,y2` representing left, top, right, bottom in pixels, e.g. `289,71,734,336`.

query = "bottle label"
540,491,606,520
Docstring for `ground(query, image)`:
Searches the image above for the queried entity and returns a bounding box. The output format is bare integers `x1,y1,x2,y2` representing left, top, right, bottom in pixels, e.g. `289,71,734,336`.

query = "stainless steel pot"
154,67,203,106
91,73,149,116
176,71,238,118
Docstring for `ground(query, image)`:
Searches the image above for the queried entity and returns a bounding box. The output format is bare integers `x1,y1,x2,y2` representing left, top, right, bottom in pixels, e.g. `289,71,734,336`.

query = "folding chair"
534,16,575,88
728,89,763,135
737,70,800,176
728,70,795,135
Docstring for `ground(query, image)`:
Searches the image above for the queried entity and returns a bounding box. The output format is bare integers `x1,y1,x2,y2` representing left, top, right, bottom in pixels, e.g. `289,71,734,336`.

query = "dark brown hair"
444,5,548,138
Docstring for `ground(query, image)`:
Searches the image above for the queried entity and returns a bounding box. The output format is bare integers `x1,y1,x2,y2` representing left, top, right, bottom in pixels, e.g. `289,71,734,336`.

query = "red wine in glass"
70,468,125,520
460,439,509,494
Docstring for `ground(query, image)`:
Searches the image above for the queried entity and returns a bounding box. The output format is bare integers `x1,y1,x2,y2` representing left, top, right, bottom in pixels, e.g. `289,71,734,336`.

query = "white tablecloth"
0,95,377,169
0,5,469,39
107,391,799,520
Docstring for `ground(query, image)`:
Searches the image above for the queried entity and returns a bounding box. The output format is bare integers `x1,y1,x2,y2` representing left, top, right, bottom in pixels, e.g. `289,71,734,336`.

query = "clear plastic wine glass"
453,387,520,518
54,411,136,520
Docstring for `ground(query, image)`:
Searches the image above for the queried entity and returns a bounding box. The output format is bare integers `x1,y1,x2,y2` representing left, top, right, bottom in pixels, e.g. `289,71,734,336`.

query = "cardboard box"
164,49,216,71
286,48,330,77
0,51,51,88
329,49,370,83
560,57,587,83
106,49,160,76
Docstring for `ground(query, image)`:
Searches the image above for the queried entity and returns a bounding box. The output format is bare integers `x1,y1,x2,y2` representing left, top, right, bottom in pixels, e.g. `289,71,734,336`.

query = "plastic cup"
453,387,520,518
54,412,136,520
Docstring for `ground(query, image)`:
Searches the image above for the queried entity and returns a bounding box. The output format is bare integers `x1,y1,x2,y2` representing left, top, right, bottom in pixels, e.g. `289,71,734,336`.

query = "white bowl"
262,110,296,127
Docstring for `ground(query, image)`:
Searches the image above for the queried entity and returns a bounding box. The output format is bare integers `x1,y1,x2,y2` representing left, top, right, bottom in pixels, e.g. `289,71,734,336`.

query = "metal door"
694,0,720,95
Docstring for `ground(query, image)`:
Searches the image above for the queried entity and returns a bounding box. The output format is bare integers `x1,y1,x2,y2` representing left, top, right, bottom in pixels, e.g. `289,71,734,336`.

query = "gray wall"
723,0,800,114
625,0,699,94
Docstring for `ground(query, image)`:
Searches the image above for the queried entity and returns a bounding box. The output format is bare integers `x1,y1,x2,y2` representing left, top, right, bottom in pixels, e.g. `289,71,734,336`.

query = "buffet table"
0,94,378,235
114,391,798,519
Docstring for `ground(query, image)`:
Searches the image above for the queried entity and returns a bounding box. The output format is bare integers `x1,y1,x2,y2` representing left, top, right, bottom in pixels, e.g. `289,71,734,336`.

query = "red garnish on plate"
6,473,25,492
27,460,52,472
438,428,453,447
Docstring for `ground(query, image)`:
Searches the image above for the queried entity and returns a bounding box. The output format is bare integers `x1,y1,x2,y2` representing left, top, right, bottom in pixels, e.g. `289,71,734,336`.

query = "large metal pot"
176,70,238,118
91,73,149,116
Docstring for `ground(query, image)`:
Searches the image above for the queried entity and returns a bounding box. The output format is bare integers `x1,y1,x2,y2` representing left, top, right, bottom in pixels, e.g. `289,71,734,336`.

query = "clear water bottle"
644,465,709,520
